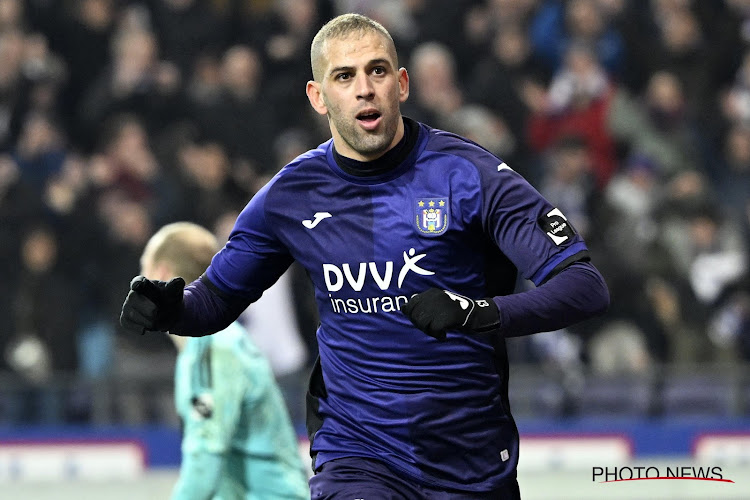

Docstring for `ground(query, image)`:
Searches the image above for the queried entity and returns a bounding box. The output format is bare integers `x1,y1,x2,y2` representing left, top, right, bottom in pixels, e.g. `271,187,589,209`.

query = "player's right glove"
401,288,500,341
120,275,185,335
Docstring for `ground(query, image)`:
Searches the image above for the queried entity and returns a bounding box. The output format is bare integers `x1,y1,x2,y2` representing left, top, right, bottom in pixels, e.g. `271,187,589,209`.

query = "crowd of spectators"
1,0,749,424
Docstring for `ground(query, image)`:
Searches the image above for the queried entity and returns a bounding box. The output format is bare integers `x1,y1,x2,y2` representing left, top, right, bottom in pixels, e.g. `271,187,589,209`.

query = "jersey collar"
326,117,426,184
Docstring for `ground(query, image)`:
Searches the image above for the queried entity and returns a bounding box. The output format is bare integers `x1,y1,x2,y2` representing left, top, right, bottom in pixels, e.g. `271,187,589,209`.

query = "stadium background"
0,0,749,498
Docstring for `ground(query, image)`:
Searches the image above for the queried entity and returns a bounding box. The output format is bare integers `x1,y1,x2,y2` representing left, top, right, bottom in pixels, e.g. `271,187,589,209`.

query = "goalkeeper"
137,222,309,500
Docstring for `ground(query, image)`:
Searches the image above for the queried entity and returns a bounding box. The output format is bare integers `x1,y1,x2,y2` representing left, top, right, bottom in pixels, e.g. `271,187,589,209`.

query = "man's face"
307,32,409,161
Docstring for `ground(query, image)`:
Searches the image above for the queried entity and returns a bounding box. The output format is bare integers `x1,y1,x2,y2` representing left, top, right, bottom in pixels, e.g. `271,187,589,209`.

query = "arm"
172,339,247,499
493,260,609,337
170,276,250,337
121,180,293,337
171,452,224,500
403,261,608,339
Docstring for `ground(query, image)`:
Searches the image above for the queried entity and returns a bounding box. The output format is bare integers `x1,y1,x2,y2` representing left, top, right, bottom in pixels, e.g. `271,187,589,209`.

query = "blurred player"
138,222,309,500
122,14,609,499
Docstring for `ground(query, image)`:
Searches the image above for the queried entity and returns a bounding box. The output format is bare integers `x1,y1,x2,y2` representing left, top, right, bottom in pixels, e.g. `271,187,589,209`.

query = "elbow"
592,279,611,317
569,261,610,318
586,268,610,317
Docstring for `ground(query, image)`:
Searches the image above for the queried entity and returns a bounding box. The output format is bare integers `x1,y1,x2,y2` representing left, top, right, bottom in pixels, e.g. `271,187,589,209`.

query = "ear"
306,80,328,116
398,68,410,103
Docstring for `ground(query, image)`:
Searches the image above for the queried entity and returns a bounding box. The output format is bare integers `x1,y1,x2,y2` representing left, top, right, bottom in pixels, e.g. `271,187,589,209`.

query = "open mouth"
356,110,382,125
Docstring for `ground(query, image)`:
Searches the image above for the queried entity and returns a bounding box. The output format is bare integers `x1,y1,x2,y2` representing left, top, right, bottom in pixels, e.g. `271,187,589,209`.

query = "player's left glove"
401,288,500,340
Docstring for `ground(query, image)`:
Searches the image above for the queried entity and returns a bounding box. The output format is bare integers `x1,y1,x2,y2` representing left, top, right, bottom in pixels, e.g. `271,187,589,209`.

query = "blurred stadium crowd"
1,0,750,425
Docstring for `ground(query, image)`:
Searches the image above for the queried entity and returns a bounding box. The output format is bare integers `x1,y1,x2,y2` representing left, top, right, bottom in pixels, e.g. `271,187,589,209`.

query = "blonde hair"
140,222,218,282
310,13,397,81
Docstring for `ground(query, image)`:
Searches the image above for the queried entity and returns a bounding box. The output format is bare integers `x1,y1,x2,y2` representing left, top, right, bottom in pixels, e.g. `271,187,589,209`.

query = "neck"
333,117,417,177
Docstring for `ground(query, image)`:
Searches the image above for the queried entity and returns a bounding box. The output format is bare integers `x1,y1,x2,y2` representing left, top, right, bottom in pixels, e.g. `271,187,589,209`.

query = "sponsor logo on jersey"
324,248,434,292
324,248,435,315
538,208,576,245
415,198,449,235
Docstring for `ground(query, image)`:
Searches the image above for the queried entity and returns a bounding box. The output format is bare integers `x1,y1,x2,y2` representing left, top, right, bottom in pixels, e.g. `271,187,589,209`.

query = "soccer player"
136,222,310,500
122,14,609,499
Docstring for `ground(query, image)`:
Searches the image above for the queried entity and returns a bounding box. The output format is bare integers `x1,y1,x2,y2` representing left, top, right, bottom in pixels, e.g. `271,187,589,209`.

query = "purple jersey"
206,121,588,491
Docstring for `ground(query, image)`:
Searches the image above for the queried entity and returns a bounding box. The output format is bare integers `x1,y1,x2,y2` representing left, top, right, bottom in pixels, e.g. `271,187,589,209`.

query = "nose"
356,75,375,100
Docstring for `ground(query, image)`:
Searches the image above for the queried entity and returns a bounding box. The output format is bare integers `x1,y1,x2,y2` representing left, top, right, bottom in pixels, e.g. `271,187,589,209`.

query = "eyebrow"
328,58,393,77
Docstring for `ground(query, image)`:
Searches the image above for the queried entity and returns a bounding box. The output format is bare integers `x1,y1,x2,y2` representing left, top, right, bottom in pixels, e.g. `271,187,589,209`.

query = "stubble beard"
326,99,399,159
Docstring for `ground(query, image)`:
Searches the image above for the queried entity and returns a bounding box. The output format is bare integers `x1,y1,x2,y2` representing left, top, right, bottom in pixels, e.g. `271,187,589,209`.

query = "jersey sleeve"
476,159,589,286
205,180,294,301
171,451,224,500
181,341,246,456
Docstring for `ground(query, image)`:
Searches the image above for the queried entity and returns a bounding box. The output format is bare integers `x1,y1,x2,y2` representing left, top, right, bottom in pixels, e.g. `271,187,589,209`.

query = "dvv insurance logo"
592,465,735,484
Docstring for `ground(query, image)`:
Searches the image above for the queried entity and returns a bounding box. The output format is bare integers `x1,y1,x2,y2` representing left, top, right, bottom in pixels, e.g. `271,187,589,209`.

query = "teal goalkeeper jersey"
173,322,310,499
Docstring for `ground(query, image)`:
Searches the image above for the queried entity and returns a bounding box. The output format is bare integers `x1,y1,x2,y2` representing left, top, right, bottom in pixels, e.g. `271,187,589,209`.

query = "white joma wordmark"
302,212,332,229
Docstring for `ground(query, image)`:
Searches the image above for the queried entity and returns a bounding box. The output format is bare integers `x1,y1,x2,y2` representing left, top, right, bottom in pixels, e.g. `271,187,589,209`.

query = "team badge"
416,198,449,235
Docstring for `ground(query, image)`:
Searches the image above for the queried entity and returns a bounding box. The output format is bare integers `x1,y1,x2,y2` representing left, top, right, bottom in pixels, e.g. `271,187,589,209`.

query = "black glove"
120,275,185,334
402,288,500,340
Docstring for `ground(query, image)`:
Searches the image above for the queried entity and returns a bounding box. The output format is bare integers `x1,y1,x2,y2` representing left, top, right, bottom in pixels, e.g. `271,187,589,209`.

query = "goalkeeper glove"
402,288,500,340
120,275,185,334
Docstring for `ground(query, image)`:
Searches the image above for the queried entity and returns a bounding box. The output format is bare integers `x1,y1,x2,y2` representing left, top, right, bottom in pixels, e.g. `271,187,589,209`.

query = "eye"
372,66,386,75
335,72,351,81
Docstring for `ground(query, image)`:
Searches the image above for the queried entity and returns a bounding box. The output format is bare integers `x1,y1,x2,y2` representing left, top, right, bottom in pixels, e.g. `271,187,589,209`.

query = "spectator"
607,70,700,178
468,22,549,177
149,0,228,78
189,45,278,174
652,171,747,362
0,155,42,372
721,50,750,128
539,134,597,238
5,226,80,423
12,111,66,192
596,154,672,360
50,0,116,147
401,0,479,77
602,153,662,270
528,42,618,188
445,104,520,167
405,41,464,128
645,3,713,121
79,27,185,150
174,140,249,228
0,29,27,150
711,125,750,238
530,0,626,76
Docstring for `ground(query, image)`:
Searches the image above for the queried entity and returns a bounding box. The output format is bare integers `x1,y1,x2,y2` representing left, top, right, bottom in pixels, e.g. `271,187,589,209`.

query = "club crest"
415,198,449,235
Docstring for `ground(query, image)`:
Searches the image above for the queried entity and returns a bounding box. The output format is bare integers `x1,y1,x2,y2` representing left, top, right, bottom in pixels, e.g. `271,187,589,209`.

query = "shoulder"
422,124,504,173
269,141,330,187
258,140,332,203
234,141,330,223
211,322,258,353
